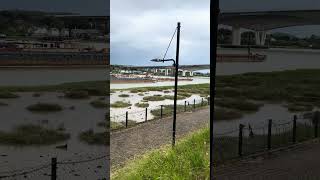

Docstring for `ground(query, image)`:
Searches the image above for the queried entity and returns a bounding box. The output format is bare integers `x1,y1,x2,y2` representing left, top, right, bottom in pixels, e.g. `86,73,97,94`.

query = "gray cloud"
111,0,210,65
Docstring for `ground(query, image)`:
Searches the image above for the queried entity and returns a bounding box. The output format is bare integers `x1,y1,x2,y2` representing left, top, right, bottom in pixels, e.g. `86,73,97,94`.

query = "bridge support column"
232,26,241,46
255,31,267,46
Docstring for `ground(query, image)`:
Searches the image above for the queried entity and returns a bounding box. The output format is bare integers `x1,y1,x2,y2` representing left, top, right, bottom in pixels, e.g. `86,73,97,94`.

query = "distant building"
48,28,60,37
31,27,49,37
71,29,102,38
152,68,193,77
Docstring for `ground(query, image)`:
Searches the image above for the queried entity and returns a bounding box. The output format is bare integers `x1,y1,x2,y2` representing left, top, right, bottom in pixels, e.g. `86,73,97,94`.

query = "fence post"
51,157,57,180
193,99,196,110
160,105,163,119
125,111,128,128
184,101,187,112
238,124,244,157
293,115,297,143
145,108,148,122
268,119,272,150
314,111,319,138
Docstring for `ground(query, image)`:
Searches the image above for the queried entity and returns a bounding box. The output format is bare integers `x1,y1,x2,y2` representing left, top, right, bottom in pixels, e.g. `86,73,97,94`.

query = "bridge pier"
232,26,241,46
255,30,267,46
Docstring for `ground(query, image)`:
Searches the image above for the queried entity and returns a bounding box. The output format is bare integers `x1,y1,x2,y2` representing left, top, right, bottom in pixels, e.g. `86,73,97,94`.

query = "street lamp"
151,22,181,147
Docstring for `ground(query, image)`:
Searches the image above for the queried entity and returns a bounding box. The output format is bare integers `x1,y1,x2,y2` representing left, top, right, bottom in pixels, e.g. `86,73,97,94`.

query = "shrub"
64,90,89,99
79,130,107,145
26,103,63,112
0,124,70,145
135,102,149,108
143,95,165,101
0,91,19,99
111,101,131,108
119,94,130,98
90,100,107,108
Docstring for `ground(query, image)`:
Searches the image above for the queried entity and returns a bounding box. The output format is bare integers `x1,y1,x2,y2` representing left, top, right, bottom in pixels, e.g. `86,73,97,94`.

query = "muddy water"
213,103,313,137
110,90,204,123
0,92,106,179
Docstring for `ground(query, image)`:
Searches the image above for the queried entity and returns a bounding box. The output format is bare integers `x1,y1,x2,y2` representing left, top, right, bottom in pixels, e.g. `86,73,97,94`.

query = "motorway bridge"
220,10,320,46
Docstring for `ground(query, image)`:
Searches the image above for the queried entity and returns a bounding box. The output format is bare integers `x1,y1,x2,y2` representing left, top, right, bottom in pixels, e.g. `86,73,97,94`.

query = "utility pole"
172,22,181,146
210,0,220,179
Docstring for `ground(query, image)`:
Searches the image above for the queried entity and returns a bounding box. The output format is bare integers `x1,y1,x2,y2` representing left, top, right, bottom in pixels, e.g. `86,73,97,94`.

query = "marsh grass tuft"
0,124,70,145
111,101,132,108
26,103,63,112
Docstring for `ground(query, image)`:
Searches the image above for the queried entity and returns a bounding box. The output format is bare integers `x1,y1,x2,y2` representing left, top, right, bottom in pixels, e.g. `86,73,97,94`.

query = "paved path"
215,139,320,180
110,107,209,168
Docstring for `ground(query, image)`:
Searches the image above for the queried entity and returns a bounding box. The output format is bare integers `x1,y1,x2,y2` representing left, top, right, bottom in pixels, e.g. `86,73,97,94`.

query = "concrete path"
110,107,209,168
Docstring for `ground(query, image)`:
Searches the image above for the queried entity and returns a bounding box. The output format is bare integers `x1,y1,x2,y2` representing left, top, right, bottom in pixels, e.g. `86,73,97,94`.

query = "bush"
215,108,243,120
135,102,149,108
215,98,262,112
90,100,107,108
79,130,107,145
0,91,19,99
163,95,186,100
64,90,89,99
119,94,130,98
143,95,165,101
111,101,131,108
0,124,70,145
26,103,63,112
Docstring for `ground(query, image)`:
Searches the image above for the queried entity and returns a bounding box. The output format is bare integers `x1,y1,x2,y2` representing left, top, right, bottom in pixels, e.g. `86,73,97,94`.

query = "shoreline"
0,65,108,69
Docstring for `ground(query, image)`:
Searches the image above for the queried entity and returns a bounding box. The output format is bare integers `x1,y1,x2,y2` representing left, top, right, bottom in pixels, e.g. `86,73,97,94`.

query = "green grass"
0,124,70,145
90,99,107,108
285,102,314,112
64,90,89,99
0,81,108,95
215,98,262,112
112,128,210,180
214,108,243,120
79,130,107,145
111,101,132,108
119,94,130,98
32,93,42,97
143,95,166,101
112,123,315,179
26,103,63,112
163,95,186,100
0,91,19,99
135,102,149,108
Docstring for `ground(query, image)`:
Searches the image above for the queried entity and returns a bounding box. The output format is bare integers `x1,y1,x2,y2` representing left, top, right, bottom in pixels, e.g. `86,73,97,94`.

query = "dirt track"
110,107,209,168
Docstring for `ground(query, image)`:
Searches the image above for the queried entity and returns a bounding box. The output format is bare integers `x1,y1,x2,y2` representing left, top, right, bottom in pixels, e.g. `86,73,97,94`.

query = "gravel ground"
110,107,209,169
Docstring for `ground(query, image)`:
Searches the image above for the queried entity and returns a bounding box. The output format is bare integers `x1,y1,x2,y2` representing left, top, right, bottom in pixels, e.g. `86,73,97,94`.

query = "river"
0,48,320,86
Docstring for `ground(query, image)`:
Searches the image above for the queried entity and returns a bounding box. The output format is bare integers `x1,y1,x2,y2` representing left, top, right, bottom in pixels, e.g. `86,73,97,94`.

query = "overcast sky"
0,0,109,15
111,0,320,65
111,0,210,66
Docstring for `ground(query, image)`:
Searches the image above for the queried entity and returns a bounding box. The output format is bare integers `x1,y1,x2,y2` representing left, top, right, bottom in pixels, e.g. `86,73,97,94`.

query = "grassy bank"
112,128,210,180
112,123,314,179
